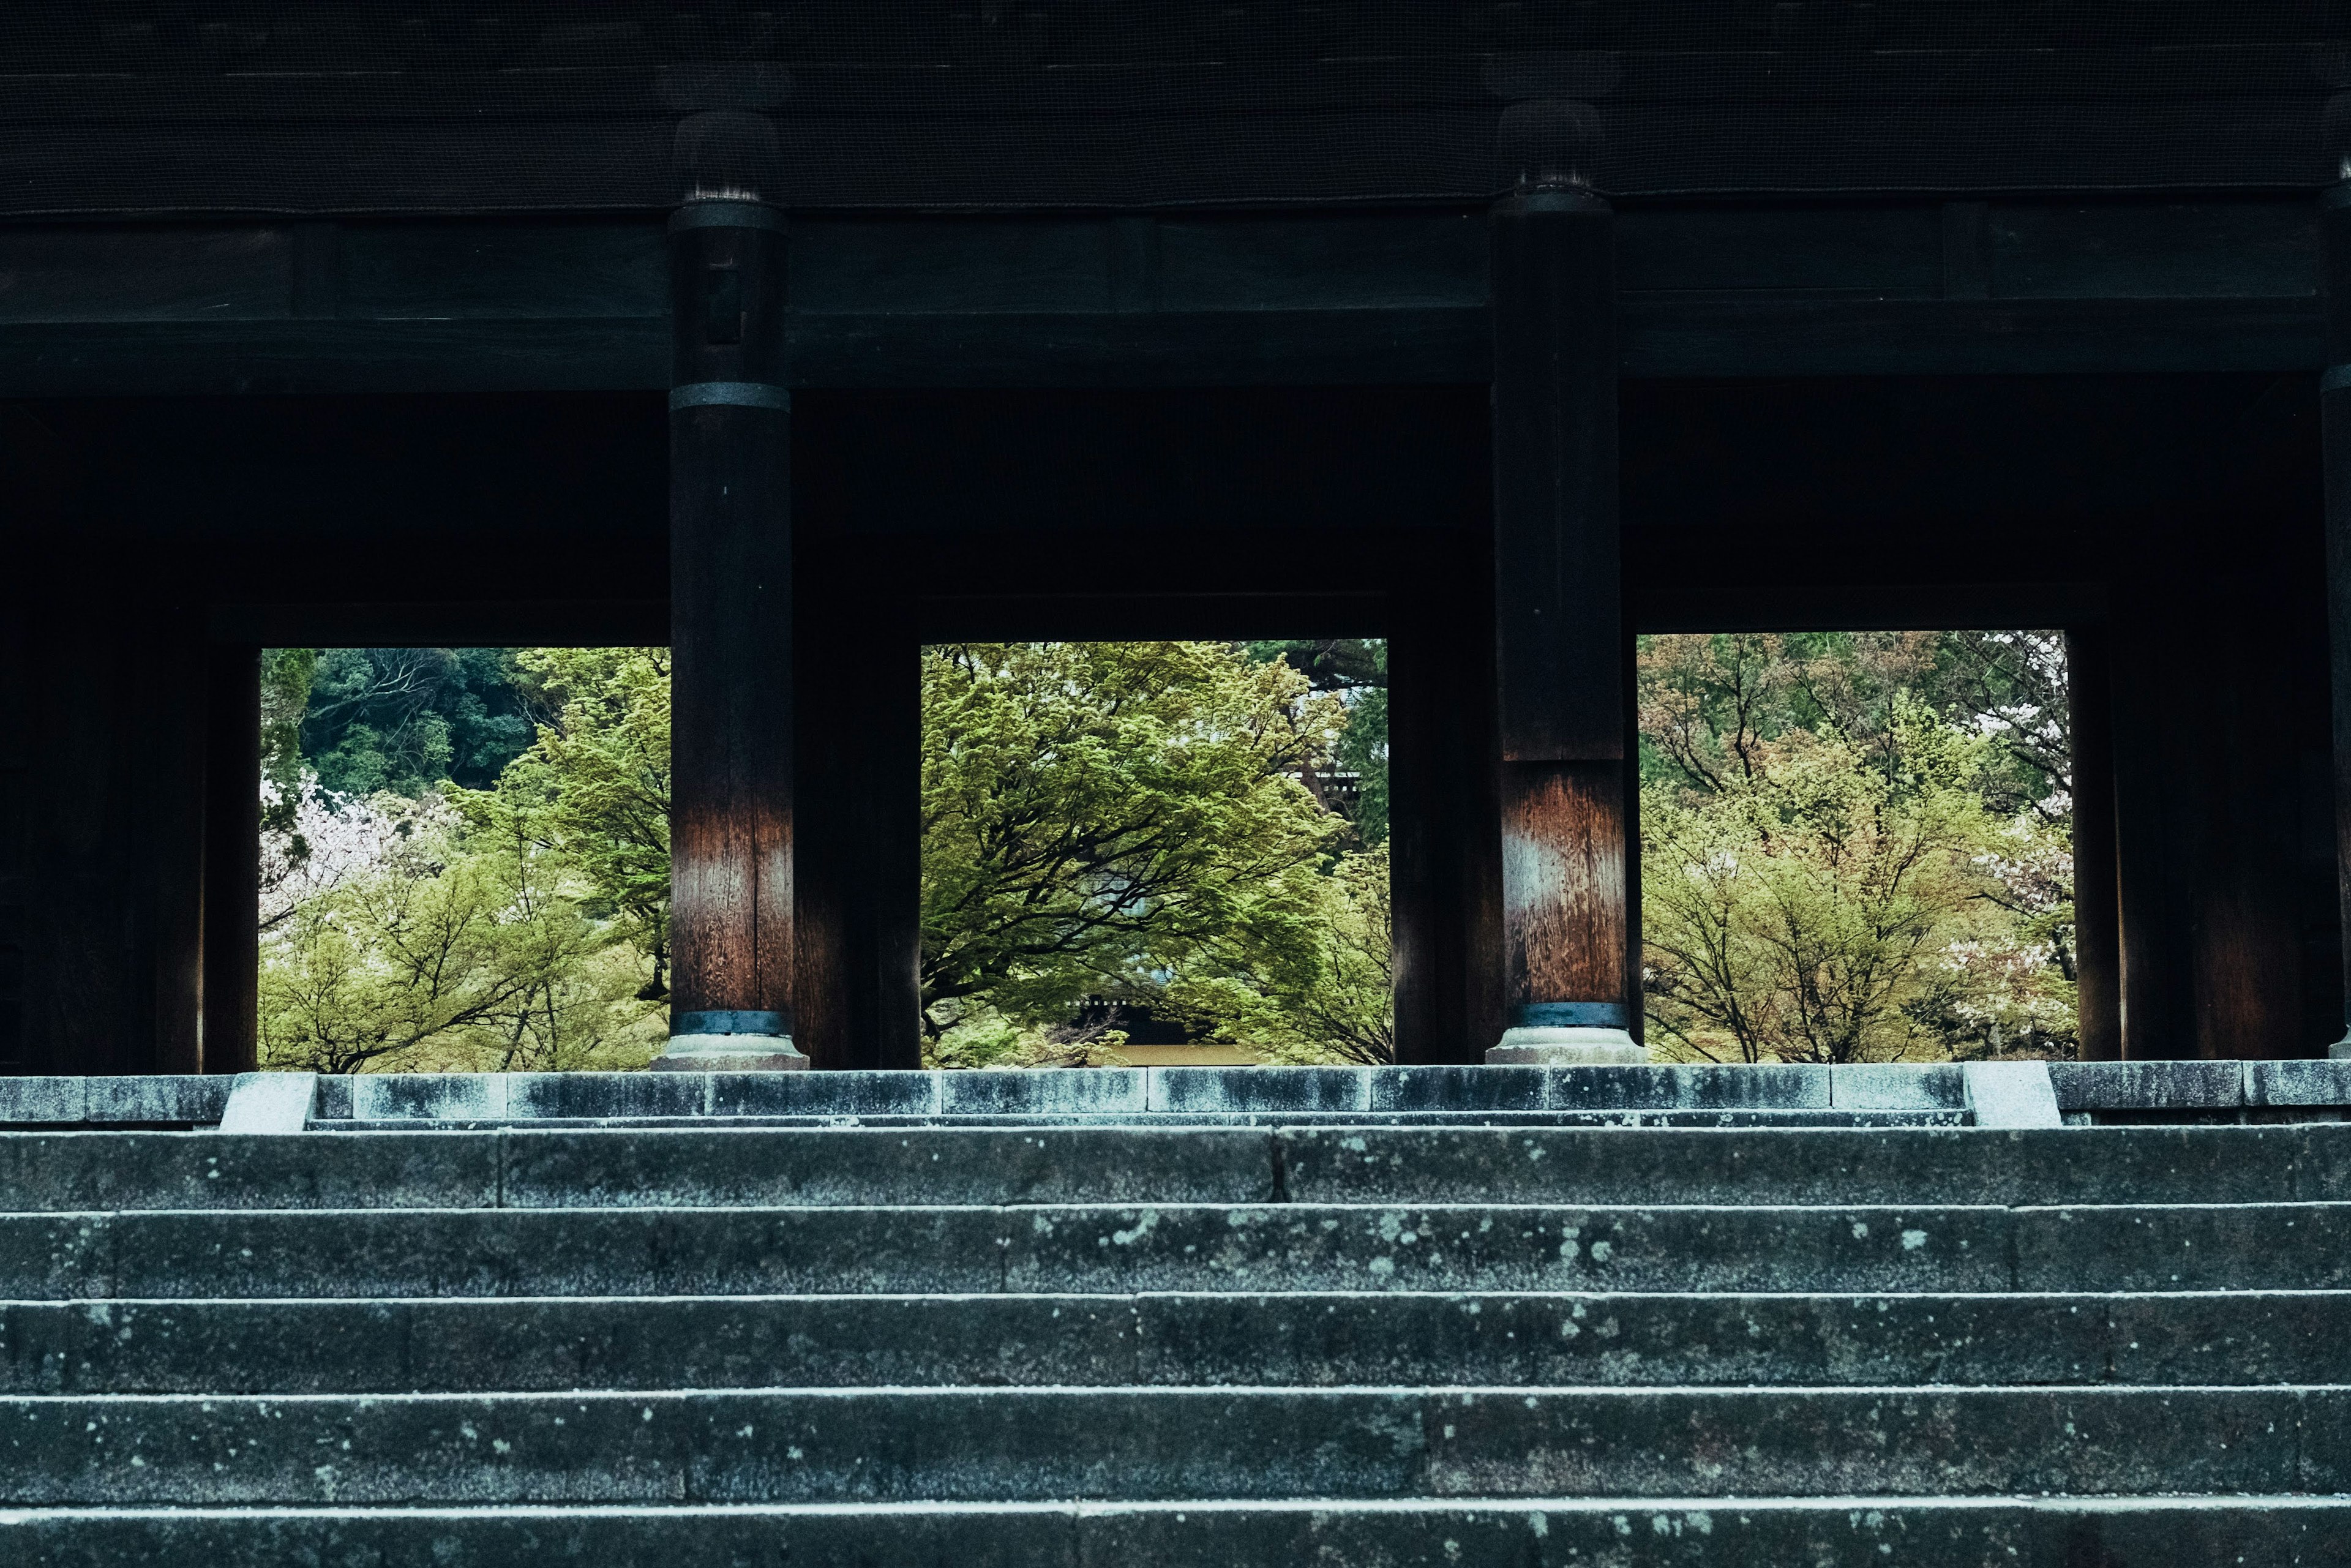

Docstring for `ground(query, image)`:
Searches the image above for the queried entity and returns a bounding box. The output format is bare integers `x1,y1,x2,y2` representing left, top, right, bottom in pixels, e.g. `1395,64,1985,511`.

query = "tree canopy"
298,647,541,797
919,640,1390,1060
257,647,670,1074
1638,631,2074,1063
251,627,2066,1075
258,639,1396,1072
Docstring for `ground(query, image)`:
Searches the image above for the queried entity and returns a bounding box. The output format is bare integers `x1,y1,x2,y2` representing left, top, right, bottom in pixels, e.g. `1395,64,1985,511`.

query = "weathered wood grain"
667,204,796,1038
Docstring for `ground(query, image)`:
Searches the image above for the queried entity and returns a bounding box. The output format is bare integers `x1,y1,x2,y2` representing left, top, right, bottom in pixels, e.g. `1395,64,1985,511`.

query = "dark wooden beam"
2109,606,2194,1060
1633,582,2110,637
205,601,670,649
795,610,922,1073
0,203,2319,394
1388,542,1504,1067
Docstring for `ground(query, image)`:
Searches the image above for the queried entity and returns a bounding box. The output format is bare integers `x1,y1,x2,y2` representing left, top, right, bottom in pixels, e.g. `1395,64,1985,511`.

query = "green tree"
298,647,540,796
1164,839,1394,1064
257,802,661,1074
258,645,674,1074
920,640,1347,1039
1639,633,2077,1063
472,647,674,994
259,647,317,842
1247,637,1389,844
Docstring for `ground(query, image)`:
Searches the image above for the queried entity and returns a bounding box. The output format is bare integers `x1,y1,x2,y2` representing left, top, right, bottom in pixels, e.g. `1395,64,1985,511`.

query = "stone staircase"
3,1064,2349,1564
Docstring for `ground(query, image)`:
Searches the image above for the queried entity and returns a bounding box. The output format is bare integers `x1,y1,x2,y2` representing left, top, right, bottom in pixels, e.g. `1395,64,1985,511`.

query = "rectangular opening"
257,647,673,1074
1637,629,2077,1064
257,638,1392,1074
920,639,1390,1069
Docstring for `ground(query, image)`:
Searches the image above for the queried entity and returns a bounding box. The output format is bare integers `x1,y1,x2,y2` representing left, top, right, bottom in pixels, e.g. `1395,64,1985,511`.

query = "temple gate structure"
0,8,2345,1073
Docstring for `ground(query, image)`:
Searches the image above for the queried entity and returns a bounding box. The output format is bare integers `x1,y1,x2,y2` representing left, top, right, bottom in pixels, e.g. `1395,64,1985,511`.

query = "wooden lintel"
0,200,2320,394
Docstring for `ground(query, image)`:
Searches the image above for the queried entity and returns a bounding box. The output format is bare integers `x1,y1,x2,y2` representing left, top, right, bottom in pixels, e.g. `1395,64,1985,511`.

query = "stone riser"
4,1123,2347,1212
10,1498,2349,1568
3,1386,2345,1505
6,1202,2346,1299
5,1291,2346,1394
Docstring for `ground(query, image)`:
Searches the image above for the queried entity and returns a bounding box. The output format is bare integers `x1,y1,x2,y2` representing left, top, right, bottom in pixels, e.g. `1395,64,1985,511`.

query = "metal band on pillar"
1484,58,1645,1067
2319,165,2351,1058
655,182,808,1072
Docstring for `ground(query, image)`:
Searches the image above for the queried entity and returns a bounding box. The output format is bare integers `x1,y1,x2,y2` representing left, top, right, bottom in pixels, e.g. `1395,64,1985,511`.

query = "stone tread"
7,1497,2350,1567
4,1123,2349,1211
6,1201,2346,1297
4,1385,2348,1504
6,1291,2347,1394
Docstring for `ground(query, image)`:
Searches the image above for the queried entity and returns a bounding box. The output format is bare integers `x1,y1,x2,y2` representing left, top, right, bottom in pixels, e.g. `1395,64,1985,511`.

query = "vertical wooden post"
658,195,807,1071
22,594,206,1075
201,643,261,1074
146,609,208,1078
1388,539,1505,1063
2066,628,2121,1061
1487,182,1640,1063
2324,174,2351,1057
795,594,923,1072
2107,607,2192,1058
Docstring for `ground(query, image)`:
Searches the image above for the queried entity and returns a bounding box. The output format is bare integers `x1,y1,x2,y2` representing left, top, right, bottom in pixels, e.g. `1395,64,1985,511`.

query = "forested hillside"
252,631,2068,1072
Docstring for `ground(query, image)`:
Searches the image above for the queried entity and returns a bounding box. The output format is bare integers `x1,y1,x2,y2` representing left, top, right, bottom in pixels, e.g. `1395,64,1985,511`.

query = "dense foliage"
1637,631,2074,1062
257,648,669,1073
253,628,2068,1074
258,640,1394,1071
920,640,1391,1066
298,647,541,797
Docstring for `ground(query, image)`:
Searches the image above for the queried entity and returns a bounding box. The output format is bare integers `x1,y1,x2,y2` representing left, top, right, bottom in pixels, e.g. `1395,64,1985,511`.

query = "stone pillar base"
652,1034,810,1072
1487,1026,1648,1065
654,1013,807,1071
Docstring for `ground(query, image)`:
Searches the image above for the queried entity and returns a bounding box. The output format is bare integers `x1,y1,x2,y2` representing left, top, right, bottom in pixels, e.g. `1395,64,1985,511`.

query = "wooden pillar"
659,195,805,1069
148,609,207,1078
2067,627,2121,1061
1389,540,1505,1063
0,529,30,1073
1487,181,1638,1062
2109,604,2194,1058
795,588,922,1072
21,591,206,1075
2324,173,2351,1056
202,643,261,1074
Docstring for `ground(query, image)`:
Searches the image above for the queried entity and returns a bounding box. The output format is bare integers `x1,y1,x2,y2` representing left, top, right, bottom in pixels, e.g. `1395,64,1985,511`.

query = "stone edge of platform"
1,1060,2349,1127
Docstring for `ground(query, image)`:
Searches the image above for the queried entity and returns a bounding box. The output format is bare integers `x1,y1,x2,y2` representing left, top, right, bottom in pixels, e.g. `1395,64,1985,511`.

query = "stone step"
2,1386,2342,1505
9,1496,2347,1568
6,1202,2344,1299
5,1122,2346,1213
0,1127,1282,1214
1277,1122,2351,1207
329,1109,1973,1130
6,1290,2345,1394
